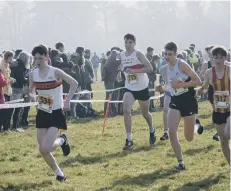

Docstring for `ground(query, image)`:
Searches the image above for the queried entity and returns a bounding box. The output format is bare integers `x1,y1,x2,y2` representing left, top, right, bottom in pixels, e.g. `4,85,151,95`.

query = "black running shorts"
212,111,230,125
169,96,198,117
36,108,67,130
125,87,150,101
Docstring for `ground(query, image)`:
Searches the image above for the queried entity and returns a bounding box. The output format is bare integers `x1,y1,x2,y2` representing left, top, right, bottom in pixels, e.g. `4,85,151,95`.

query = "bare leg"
183,114,196,142
37,128,64,175
224,116,230,140
216,123,230,165
168,109,182,162
123,92,135,141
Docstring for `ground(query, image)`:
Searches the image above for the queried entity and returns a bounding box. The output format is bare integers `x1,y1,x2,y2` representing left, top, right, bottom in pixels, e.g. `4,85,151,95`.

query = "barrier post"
102,94,112,136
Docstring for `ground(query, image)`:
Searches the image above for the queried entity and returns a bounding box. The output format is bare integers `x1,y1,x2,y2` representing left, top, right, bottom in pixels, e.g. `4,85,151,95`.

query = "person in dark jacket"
84,49,94,99
50,49,65,69
71,47,85,90
10,51,30,131
102,50,121,116
62,61,80,118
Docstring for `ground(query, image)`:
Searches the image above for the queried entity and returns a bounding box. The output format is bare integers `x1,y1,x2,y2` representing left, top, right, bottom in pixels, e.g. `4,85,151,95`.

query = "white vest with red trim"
33,66,63,113
120,50,149,91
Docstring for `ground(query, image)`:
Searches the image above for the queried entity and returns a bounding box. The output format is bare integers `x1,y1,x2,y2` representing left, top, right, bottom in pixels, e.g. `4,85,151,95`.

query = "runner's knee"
39,144,52,154
141,110,150,119
184,134,194,142
123,106,131,115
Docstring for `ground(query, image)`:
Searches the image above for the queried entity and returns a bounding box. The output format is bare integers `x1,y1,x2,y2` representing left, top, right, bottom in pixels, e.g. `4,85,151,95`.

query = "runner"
156,42,203,170
157,65,171,141
117,33,156,150
198,46,230,165
29,45,78,181
200,45,220,141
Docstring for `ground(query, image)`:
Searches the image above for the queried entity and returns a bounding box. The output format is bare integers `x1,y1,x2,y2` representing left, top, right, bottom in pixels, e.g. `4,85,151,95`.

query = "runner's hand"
28,93,36,102
63,100,70,112
155,85,164,93
171,79,183,89
10,77,16,84
197,87,207,95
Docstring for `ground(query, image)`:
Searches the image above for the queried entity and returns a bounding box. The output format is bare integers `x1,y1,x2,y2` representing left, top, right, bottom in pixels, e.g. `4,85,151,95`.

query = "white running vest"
120,50,149,91
32,67,63,113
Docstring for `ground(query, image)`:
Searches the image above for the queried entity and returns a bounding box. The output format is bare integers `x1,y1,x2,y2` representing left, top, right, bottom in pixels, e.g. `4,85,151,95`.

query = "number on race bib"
127,74,138,84
38,95,54,113
214,91,230,109
174,87,188,96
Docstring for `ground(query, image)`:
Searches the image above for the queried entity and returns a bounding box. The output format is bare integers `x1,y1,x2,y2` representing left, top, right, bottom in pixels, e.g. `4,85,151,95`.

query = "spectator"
50,49,63,69
0,69,9,132
10,51,30,132
84,49,94,99
13,49,23,60
62,61,80,119
0,51,14,132
148,55,158,112
100,53,107,81
102,50,121,116
91,52,100,81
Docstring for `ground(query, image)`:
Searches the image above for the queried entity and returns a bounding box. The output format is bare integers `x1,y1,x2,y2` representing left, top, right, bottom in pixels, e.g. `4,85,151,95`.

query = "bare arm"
54,68,78,102
199,62,208,80
180,60,202,88
28,71,36,99
201,69,212,89
135,51,153,73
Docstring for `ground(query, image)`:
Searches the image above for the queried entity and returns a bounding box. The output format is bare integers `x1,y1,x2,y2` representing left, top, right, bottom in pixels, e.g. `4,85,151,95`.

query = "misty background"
0,1,230,54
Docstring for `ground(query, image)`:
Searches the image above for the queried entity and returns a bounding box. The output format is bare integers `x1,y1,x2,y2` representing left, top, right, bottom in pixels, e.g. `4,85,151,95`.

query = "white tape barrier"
5,99,24,104
0,86,202,109
0,102,38,109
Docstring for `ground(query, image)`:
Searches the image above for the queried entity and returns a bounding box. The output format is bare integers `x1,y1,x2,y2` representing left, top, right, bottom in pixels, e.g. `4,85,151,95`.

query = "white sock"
126,133,132,141
55,168,64,177
178,160,184,165
164,130,168,134
60,137,65,145
194,124,199,134
149,126,155,133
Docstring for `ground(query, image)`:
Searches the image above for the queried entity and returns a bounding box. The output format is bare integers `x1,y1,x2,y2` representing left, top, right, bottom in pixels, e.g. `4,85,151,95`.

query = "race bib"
127,74,138,84
37,94,54,113
174,87,188,96
214,91,230,109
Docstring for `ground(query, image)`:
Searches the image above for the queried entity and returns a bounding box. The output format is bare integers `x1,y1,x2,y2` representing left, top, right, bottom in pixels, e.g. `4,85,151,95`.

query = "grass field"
0,82,230,191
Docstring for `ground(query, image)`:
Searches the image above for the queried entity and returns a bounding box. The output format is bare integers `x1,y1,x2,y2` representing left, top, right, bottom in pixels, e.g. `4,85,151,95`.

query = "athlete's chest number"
214,91,230,109
38,95,54,113
127,74,138,84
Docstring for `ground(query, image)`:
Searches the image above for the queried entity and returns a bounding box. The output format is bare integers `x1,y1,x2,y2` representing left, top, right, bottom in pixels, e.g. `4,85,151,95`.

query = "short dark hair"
124,33,136,42
76,47,84,54
55,42,64,50
211,46,228,57
3,51,14,61
189,46,194,50
177,53,184,59
50,49,60,58
111,47,121,52
14,49,23,57
190,43,195,48
147,47,154,52
205,45,214,52
32,45,48,56
164,42,177,53
106,51,111,57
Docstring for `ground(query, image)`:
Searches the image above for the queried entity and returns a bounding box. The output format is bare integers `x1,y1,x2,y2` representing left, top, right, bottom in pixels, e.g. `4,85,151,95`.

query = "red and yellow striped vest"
212,65,230,113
